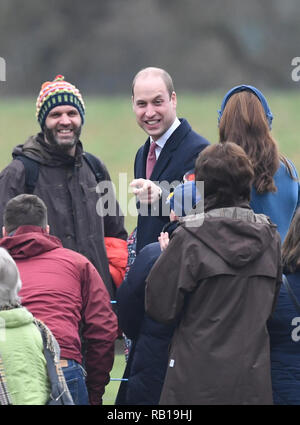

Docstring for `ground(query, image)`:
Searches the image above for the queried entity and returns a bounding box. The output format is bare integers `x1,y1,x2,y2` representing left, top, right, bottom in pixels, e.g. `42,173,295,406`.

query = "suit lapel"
142,138,150,178
135,138,150,178
151,119,190,181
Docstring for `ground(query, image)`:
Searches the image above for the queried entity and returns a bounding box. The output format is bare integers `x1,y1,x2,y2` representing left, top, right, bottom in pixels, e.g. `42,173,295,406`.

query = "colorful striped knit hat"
36,75,85,129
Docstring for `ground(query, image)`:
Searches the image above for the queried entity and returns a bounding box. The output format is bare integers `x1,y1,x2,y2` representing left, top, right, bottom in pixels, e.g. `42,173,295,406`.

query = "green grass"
1,93,300,403
1,92,300,234
103,351,126,405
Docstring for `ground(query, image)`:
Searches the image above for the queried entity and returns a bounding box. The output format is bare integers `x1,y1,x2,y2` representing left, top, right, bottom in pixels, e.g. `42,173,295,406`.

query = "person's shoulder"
189,129,210,146
139,242,161,258
135,142,147,157
0,155,26,177
55,245,92,266
83,151,103,163
180,118,210,146
277,158,299,179
283,157,298,173
81,150,112,180
82,151,108,169
131,242,161,273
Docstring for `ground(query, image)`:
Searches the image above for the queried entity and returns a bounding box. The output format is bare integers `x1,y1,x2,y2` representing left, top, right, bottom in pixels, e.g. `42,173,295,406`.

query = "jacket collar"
181,205,272,228
13,133,84,167
143,118,191,181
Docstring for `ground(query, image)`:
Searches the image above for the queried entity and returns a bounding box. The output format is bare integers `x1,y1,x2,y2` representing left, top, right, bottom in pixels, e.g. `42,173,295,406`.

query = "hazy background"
1,1,300,404
1,0,300,95
1,0,300,235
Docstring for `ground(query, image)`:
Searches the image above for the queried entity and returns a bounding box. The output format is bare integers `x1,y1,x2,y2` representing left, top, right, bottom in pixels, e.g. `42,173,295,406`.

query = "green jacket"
0,307,50,405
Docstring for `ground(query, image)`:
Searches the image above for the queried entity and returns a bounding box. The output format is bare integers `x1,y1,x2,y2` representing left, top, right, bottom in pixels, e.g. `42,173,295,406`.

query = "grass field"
103,341,126,405
1,91,300,233
1,92,300,404
103,355,125,405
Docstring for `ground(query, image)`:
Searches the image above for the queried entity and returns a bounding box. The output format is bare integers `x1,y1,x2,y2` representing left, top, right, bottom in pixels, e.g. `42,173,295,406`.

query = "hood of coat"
0,226,62,259
180,207,277,268
12,133,83,167
0,307,34,328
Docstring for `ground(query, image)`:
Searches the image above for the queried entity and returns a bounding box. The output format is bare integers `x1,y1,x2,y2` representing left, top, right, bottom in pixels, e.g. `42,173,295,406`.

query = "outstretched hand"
130,178,162,204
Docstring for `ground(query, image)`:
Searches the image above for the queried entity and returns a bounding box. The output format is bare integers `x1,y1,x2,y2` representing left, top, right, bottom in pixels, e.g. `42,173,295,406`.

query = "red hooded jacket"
0,226,118,405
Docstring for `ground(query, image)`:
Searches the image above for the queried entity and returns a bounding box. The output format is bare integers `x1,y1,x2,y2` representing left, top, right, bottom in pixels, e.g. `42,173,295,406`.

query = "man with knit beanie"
0,75,127,299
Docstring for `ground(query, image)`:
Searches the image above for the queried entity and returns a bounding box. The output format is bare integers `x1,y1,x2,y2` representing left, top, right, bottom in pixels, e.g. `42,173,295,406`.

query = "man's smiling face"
132,74,177,141
44,105,82,155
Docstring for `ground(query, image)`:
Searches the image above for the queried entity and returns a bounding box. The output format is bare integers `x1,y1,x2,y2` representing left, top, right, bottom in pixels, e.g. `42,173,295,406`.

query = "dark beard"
44,125,81,154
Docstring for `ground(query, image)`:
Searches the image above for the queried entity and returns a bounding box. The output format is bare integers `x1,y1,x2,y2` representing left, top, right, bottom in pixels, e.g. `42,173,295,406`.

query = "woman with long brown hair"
218,85,300,242
146,142,281,405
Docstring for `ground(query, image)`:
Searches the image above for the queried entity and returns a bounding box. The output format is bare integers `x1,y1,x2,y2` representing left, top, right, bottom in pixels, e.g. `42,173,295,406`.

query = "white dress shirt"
150,117,181,160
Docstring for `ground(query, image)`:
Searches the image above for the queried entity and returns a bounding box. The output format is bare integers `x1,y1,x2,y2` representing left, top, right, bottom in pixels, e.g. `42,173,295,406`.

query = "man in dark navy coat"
130,67,210,253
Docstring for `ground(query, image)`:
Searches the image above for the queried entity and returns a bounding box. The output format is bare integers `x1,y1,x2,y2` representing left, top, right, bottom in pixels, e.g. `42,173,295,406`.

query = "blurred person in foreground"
268,208,300,404
0,247,73,405
116,180,201,405
218,84,300,243
130,66,209,253
0,75,128,299
146,142,282,405
0,194,118,405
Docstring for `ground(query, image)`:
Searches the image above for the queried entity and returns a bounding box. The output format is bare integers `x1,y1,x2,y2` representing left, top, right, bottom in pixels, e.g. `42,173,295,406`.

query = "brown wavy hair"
219,91,294,194
282,208,300,273
195,142,254,209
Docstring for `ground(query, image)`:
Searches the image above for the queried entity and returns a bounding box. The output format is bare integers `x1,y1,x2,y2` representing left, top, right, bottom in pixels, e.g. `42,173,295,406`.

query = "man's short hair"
131,67,175,98
4,194,48,234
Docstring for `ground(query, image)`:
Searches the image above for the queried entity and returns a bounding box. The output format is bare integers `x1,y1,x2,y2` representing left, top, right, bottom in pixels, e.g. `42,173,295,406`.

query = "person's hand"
158,232,169,251
130,178,162,204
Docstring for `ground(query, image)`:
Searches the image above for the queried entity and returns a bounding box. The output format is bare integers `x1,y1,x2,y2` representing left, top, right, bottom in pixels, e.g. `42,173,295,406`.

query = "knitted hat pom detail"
36,75,85,129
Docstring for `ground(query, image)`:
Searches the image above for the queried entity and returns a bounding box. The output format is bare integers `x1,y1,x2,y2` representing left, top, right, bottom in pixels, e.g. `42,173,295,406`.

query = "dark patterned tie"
146,142,157,179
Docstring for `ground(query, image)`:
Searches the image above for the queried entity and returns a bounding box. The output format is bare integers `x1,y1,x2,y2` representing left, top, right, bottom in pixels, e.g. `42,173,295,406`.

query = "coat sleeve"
116,244,160,339
288,159,300,210
270,235,283,316
97,161,128,241
297,180,300,210
0,160,26,235
104,237,128,288
80,260,118,405
145,230,198,325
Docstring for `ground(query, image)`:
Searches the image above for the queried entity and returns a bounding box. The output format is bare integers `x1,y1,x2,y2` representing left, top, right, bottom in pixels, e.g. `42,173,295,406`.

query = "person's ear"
169,210,179,222
2,226,7,237
171,91,177,108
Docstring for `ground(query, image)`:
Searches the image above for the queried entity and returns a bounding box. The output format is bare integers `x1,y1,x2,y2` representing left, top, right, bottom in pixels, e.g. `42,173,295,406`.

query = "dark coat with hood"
267,269,300,405
0,134,127,298
115,242,176,405
145,205,282,405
